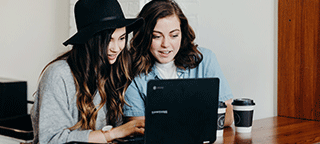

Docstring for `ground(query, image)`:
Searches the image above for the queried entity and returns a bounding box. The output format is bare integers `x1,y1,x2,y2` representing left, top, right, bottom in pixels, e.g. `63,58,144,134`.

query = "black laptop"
118,78,220,144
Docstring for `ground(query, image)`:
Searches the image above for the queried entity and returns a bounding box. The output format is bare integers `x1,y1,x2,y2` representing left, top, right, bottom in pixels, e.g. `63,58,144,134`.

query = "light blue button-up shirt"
123,47,233,117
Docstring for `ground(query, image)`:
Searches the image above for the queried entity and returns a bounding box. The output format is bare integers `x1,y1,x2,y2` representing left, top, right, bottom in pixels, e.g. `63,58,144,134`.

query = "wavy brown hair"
41,29,131,130
130,0,202,77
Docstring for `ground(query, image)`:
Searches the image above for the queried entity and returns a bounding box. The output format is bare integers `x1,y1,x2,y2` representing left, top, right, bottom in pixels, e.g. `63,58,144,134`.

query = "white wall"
0,0,277,120
0,0,70,112
195,0,277,120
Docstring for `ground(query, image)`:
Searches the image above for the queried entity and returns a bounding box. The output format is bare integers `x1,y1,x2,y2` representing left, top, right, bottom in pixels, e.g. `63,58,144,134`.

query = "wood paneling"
278,0,320,120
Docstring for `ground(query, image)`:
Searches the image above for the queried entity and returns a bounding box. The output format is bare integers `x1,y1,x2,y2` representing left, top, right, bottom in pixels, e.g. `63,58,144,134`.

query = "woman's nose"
109,41,120,52
161,37,170,48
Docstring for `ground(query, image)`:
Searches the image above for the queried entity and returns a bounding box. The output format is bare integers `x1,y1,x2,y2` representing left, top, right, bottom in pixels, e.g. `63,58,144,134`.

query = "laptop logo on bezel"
151,110,168,114
153,86,164,90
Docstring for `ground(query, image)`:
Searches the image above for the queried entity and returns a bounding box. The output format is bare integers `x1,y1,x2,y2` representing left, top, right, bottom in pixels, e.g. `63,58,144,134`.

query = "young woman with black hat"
123,0,234,127
31,0,144,143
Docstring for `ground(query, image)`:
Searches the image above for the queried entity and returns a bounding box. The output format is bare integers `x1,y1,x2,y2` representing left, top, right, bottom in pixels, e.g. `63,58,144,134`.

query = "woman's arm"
124,116,145,123
123,79,147,117
201,48,234,102
31,62,93,143
199,48,234,126
224,99,234,127
89,119,145,143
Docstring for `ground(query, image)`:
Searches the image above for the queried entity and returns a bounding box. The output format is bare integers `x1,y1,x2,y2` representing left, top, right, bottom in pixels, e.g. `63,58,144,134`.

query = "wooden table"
65,116,320,144
215,116,320,144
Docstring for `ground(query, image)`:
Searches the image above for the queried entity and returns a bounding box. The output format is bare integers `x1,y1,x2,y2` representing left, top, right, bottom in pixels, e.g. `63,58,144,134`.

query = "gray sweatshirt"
31,60,108,144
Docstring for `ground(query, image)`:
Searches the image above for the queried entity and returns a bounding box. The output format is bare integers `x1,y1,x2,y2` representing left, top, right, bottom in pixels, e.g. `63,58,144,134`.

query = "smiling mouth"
159,51,172,54
108,54,117,60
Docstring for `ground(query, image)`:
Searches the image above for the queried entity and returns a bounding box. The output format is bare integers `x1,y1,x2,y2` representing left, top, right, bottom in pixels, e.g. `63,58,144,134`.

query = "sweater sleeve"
31,61,91,143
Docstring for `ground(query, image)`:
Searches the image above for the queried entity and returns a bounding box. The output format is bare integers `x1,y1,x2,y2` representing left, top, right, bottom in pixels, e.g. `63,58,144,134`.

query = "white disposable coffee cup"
232,98,255,133
216,101,227,137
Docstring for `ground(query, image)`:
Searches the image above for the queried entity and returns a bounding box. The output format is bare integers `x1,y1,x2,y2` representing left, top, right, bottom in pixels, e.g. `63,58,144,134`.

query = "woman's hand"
107,119,145,140
89,118,145,143
224,99,234,127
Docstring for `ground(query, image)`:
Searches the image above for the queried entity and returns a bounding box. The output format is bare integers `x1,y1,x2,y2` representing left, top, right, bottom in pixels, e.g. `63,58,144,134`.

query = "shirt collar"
148,65,189,79
177,67,189,78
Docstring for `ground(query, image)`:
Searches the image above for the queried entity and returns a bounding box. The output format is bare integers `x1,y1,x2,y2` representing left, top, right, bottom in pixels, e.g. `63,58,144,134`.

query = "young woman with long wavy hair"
123,0,234,127
31,0,144,143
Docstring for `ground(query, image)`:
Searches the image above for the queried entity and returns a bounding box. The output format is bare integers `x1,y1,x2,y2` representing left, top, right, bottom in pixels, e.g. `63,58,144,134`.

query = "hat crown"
74,0,125,30
63,0,143,46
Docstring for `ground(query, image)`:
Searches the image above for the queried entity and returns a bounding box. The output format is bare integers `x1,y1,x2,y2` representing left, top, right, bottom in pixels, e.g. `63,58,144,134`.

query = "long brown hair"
41,29,131,130
130,0,202,77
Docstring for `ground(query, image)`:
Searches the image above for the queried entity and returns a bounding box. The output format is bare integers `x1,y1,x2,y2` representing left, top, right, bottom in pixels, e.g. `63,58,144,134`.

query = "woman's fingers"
110,119,145,139
134,127,145,135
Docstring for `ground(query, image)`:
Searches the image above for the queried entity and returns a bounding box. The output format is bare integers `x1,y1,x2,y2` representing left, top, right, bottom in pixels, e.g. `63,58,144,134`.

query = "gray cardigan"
31,60,108,144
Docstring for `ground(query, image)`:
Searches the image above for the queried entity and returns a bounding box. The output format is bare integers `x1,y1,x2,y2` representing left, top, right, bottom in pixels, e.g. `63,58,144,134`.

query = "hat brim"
63,17,144,46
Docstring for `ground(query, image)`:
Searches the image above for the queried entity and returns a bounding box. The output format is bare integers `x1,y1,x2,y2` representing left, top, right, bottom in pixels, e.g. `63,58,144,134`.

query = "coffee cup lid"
232,98,255,106
218,101,227,108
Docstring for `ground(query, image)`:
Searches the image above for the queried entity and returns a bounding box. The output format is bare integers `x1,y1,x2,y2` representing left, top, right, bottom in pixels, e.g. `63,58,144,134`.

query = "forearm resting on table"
89,130,114,143
124,116,145,123
224,99,234,127
89,119,145,143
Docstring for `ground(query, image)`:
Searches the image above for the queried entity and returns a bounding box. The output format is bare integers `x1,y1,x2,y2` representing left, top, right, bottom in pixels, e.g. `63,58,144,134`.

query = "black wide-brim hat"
63,0,144,46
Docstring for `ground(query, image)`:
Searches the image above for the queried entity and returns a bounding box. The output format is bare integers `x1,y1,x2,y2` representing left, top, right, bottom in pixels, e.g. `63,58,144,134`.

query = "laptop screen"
145,78,220,144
